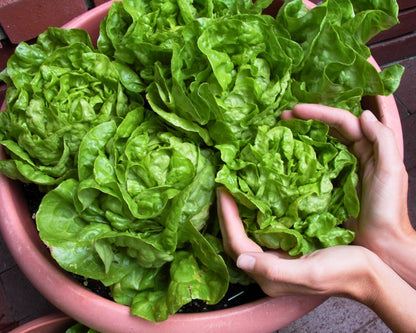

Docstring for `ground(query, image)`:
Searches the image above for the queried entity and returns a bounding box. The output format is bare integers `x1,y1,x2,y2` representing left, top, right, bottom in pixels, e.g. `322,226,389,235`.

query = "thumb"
216,187,263,260
237,252,298,278
236,253,258,272
236,252,310,297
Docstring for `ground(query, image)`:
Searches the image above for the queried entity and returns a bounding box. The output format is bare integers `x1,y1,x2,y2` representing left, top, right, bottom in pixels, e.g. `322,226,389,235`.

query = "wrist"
342,248,384,304
360,215,416,274
379,219,416,289
370,216,414,260
352,248,416,333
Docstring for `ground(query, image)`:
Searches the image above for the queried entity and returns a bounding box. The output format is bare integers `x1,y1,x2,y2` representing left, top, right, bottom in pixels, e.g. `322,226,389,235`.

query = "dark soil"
178,283,265,313
71,273,266,313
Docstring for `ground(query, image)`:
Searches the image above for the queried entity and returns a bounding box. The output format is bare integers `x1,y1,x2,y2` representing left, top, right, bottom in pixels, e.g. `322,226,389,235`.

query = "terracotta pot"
0,1,403,333
9,314,74,333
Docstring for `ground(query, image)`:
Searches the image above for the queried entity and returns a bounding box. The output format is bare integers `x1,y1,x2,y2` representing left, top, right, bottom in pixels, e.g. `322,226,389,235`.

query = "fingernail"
237,254,256,271
216,186,226,197
362,110,378,122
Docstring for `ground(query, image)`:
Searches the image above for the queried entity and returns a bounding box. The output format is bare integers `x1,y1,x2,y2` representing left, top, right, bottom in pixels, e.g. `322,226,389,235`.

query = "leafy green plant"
37,110,227,321
0,28,143,186
0,0,403,322
216,119,358,256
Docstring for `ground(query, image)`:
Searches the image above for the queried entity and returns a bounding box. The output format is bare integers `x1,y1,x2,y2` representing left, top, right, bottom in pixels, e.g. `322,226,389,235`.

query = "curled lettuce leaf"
277,0,404,115
36,110,228,321
145,0,403,148
147,13,300,146
0,28,143,186
216,119,359,255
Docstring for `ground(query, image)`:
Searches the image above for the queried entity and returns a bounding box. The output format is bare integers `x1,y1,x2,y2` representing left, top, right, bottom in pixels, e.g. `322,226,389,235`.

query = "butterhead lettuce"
144,0,404,147
0,28,143,186
37,110,228,321
216,119,358,255
0,0,404,323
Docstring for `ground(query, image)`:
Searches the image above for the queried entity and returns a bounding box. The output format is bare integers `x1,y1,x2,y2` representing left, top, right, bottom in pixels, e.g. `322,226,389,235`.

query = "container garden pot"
9,313,74,333
0,0,403,332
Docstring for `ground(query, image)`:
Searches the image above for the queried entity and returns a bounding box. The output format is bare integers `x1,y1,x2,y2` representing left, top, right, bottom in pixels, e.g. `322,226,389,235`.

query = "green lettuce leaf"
0,27,143,186
216,118,358,255
36,109,227,321
144,0,403,148
277,0,404,115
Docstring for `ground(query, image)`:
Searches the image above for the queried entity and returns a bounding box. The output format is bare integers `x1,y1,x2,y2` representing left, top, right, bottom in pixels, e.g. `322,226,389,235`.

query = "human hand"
281,104,411,265
217,186,416,333
217,104,416,331
217,186,377,299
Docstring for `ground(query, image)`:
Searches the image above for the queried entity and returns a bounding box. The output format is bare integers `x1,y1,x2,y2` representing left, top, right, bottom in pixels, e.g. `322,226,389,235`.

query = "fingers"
216,187,262,260
236,252,291,296
235,246,370,298
237,252,290,274
282,104,379,167
283,104,365,143
360,110,404,173
236,252,312,297
237,253,257,271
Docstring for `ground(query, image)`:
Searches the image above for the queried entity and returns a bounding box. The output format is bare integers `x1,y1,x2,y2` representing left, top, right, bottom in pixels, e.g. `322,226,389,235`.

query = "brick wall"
0,0,415,104
368,0,416,65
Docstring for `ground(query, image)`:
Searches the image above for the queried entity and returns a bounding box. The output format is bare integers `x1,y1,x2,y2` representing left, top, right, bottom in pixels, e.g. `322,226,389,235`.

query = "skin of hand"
217,104,416,332
281,104,416,289
217,185,416,332
217,185,377,299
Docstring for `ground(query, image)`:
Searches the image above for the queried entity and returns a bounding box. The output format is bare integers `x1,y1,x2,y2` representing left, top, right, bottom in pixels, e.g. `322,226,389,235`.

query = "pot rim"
8,313,74,333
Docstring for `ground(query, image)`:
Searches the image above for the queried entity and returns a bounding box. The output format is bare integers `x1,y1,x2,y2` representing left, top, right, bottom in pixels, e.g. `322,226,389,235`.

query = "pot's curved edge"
8,313,74,333
61,0,118,47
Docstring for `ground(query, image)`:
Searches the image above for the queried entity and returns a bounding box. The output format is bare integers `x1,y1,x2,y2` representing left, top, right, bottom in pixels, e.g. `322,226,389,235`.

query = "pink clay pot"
0,1,403,332
9,313,74,333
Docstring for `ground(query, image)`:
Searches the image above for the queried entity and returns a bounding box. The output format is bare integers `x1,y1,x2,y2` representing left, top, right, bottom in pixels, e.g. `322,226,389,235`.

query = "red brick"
0,279,18,332
370,31,416,66
408,169,416,228
0,234,16,273
370,7,416,43
394,58,416,115
93,0,111,6
0,83,6,108
1,266,58,323
0,38,16,71
398,0,416,10
403,113,416,171
0,0,87,43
